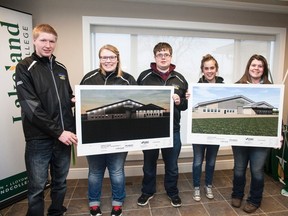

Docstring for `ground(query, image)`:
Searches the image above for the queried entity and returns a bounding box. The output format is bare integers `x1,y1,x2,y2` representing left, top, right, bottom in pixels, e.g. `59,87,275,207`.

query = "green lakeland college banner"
0,6,33,209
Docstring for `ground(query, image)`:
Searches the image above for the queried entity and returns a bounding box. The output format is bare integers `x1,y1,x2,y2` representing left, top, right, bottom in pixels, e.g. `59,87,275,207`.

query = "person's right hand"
58,130,78,146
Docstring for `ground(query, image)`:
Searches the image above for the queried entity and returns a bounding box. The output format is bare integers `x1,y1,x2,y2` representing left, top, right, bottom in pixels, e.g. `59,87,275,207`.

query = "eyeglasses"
155,53,171,59
99,56,117,62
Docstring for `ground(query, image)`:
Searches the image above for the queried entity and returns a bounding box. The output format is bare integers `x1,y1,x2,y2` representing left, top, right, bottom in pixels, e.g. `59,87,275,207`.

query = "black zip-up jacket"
137,64,188,132
15,52,75,141
198,75,224,83
80,68,136,85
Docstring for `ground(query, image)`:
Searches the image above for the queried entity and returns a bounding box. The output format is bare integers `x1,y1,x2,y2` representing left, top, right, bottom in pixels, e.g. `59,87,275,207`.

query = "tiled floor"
1,169,288,216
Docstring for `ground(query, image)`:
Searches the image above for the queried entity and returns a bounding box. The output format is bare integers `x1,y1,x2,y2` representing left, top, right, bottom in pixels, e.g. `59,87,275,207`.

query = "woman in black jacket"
80,44,136,216
192,54,224,202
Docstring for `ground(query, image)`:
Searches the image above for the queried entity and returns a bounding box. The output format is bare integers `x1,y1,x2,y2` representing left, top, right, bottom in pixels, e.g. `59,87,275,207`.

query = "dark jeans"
231,146,269,207
141,131,181,197
192,144,219,187
25,139,71,216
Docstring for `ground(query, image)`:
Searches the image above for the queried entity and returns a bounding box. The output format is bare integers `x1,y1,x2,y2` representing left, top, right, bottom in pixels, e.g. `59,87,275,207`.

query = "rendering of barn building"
193,95,276,115
85,99,166,120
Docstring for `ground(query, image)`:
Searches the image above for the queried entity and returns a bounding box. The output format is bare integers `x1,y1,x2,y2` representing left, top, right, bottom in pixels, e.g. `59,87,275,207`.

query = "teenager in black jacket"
16,24,77,216
192,54,224,202
137,42,188,208
80,44,136,216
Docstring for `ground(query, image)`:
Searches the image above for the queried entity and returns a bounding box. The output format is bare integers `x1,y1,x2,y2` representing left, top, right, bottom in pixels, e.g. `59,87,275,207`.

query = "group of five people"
15,24,273,216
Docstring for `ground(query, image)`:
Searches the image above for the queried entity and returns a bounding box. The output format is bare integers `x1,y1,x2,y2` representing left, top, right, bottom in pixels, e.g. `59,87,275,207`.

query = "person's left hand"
185,90,191,100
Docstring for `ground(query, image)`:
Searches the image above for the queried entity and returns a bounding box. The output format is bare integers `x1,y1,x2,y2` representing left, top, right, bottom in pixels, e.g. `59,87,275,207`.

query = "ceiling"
121,0,288,14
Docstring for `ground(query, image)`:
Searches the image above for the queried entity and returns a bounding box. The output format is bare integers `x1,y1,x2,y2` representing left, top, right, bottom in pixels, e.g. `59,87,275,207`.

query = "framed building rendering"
75,85,174,156
186,83,284,148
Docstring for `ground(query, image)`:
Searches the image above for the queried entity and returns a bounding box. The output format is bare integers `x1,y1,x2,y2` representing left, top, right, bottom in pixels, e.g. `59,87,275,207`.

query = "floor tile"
2,169,288,216
179,204,209,216
204,201,239,216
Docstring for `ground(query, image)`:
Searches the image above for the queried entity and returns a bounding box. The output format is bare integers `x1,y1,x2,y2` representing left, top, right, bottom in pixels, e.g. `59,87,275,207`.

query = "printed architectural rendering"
193,95,277,115
83,99,167,120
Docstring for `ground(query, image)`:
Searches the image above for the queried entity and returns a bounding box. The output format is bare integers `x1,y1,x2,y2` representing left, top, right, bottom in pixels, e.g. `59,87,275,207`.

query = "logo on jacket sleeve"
172,84,180,90
58,73,66,80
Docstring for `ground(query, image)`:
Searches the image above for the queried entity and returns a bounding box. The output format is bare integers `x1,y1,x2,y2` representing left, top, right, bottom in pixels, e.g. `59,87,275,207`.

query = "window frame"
83,16,286,84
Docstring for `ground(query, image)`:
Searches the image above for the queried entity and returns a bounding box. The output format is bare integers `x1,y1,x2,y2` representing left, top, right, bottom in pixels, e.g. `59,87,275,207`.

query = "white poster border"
75,85,174,156
186,83,284,148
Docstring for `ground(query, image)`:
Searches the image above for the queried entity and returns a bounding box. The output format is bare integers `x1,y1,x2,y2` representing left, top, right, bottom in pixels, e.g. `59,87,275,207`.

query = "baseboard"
67,159,234,179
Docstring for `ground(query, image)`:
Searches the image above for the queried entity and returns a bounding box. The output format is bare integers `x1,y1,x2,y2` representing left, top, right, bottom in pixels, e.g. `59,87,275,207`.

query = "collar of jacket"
150,62,176,74
198,75,224,83
32,52,55,64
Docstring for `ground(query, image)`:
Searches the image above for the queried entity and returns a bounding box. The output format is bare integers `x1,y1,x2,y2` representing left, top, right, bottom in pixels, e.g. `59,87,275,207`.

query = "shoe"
61,206,67,215
168,195,182,207
281,188,288,197
90,205,102,216
137,194,154,206
111,206,122,216
243,202,258,213
204,185,214,199
193,187,201,201
231,198,242,208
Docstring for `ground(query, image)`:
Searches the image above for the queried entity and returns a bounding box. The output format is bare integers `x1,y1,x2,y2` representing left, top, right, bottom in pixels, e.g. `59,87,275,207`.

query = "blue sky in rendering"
191,84,282,108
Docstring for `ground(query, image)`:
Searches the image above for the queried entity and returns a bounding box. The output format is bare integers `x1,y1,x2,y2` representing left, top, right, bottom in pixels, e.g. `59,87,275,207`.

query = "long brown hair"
236,54,271,84
98,44,122,77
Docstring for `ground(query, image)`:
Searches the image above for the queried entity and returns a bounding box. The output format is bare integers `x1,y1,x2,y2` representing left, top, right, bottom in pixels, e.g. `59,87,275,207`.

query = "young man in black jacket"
15,24,78,216
137,42,188,208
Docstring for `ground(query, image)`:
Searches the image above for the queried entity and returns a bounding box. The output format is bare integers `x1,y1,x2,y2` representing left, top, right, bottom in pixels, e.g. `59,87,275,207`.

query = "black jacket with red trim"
137,63,188,132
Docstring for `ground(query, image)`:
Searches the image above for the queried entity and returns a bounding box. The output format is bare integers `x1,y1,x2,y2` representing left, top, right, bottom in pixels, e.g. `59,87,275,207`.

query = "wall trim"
120,0,288,14
67,159,234,179
68,146,234,179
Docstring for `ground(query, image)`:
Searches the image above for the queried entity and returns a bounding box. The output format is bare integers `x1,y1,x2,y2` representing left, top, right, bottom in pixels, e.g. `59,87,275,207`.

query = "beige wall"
1,0,288,168
2,0,288,85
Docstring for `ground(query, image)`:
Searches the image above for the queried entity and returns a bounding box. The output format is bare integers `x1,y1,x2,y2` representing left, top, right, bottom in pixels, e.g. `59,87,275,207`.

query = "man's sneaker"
193,187,201,201
204,185,214,199
90,205,102,216
111,206,122,216
137,194,154,206
61,206,67,215
168,195,182,207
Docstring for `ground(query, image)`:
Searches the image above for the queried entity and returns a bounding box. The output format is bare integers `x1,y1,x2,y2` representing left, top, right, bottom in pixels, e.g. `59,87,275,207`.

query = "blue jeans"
25,139,71,216
232,146,269,207
87,152,127,207
141,131,181,197
192,144,219,187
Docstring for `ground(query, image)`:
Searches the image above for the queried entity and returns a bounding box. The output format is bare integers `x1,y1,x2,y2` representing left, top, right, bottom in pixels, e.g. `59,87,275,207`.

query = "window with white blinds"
83,16,285,84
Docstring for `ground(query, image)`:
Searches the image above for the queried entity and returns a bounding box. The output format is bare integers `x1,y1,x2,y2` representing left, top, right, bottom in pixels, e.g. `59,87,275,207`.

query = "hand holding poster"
186,83,284,148
75,85,174,156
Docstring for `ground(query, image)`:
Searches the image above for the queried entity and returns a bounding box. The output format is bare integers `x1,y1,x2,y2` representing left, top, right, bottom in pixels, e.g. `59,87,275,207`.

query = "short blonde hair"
32,24,58,40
